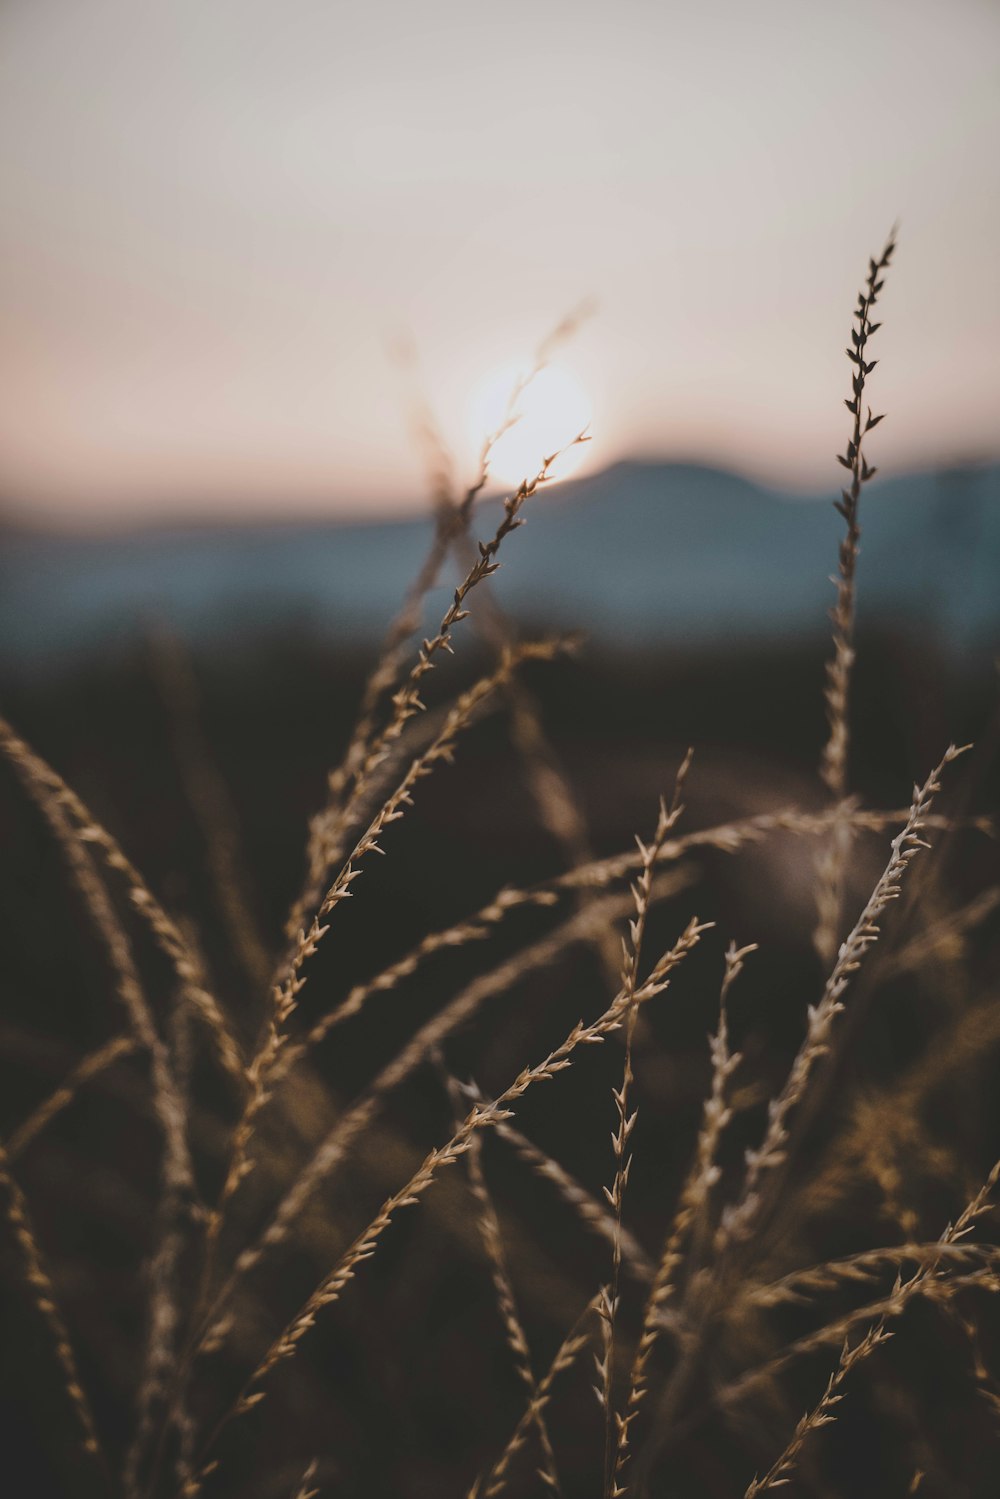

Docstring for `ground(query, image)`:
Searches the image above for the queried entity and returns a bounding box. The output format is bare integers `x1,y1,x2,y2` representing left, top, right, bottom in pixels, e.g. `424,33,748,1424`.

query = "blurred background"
1,0,999,662
1,3,1000,1497
1,0,999,701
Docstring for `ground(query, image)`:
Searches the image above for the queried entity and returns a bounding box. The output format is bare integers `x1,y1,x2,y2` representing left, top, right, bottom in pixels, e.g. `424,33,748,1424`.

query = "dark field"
2,614,999,1498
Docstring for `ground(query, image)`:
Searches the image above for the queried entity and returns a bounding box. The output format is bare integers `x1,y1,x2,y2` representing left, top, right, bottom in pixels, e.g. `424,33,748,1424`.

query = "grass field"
1,234,999,1499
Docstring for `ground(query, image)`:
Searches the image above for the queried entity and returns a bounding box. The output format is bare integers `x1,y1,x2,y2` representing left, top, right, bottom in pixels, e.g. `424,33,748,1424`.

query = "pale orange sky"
0,0,998,524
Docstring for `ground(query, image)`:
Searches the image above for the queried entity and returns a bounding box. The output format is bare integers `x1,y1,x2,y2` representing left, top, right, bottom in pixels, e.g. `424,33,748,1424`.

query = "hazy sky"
1,0,998,523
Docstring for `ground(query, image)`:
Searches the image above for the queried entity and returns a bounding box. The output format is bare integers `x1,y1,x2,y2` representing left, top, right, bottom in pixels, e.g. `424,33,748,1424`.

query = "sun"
468,361,593,491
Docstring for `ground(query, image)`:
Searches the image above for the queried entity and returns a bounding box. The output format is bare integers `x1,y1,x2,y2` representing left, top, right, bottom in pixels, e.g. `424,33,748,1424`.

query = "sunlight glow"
468,363,593,492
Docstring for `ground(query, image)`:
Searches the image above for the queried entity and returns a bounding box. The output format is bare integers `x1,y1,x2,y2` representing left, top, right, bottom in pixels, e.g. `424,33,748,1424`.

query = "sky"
0,0,998,525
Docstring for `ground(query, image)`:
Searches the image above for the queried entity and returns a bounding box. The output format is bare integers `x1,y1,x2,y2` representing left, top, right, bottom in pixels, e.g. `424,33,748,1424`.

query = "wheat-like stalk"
722,745,966,1253
875,884,1000,984
0,715,244,1089
613,941,751,1491
0,1140,105,1468
328,441,584,815
475,1290,605,1499
440,1066,562,1493
6,1033,138,1161
600,755,692,1495
743,1323,893,1497
790,892,1000,1234
283,426,589,957
815,228,897,964
953,1304,1000,1427
289,1458,320,1499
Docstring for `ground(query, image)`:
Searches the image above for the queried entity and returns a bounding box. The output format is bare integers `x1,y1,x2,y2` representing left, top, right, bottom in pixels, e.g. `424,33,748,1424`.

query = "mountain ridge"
1,459,997,672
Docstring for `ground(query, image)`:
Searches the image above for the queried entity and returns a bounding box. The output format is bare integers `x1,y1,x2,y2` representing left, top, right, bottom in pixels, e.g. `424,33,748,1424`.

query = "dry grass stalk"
819,225,897,801
678,944,754,1267
796,874,1000,1239
0,1139,104,1467
284,425,589,957
440,1067,561,1494
124,1200,193,1497
613,941,751,1491
336,439,583,797
180,918,708,1494
722,745,966,1254
796,891,1000,1235
288,516,460,951
475,1290,605,1499
291,1458,320,1499
599,756,692,1495
6,1033,138,1161
743,1323,892,1497
815,228,897,964
0,715,245,1089
953,1306,1000,1426
875,884,1000,984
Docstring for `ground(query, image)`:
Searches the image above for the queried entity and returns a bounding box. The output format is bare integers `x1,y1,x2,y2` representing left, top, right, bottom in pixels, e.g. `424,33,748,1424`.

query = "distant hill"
1,460,997,673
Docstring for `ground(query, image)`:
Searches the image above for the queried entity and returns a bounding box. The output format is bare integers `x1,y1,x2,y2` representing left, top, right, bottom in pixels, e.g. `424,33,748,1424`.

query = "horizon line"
2,447,997,541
